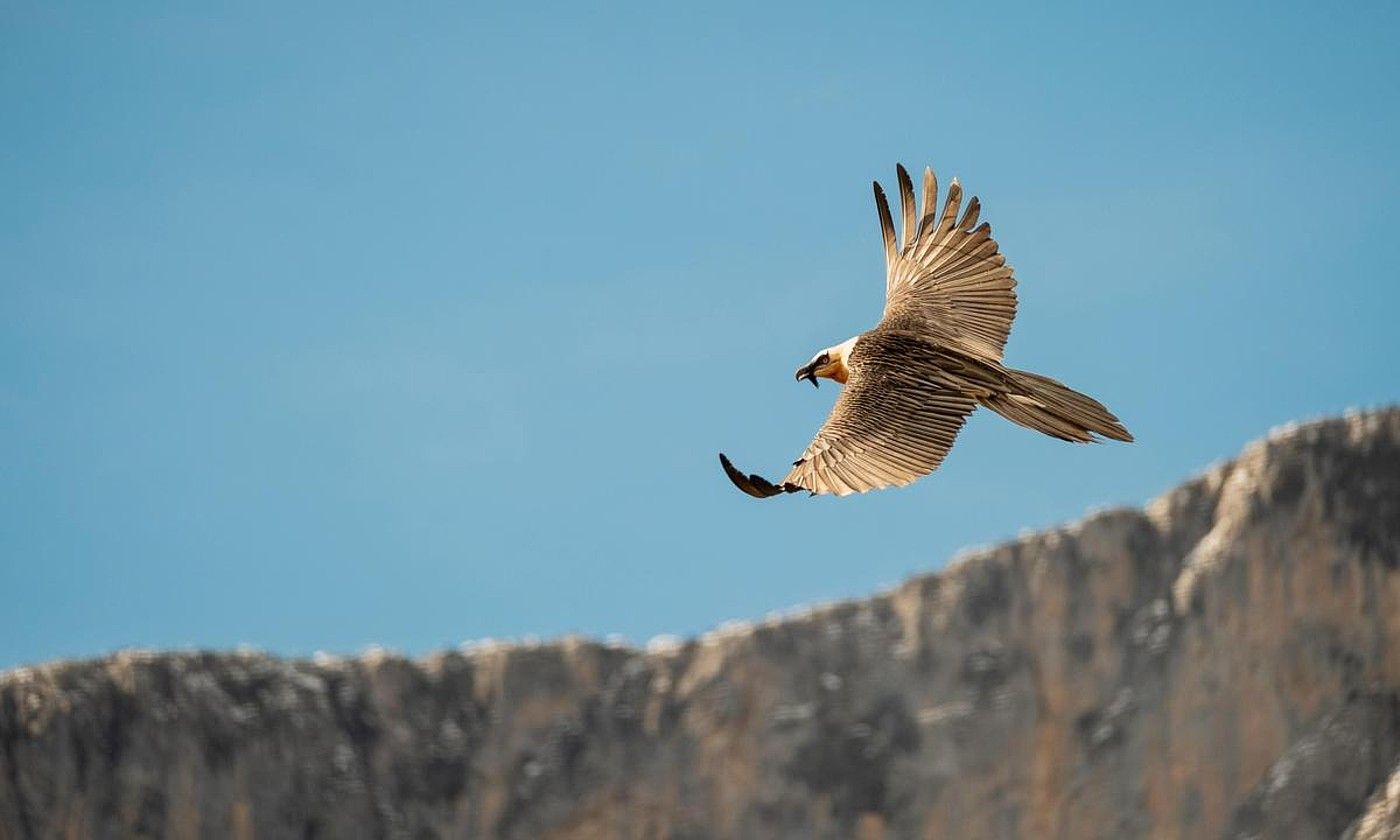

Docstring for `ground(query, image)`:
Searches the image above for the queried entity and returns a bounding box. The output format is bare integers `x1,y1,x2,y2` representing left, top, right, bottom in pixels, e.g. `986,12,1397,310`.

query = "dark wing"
875,164,1018,362
718,453,801,498
780,358,977,496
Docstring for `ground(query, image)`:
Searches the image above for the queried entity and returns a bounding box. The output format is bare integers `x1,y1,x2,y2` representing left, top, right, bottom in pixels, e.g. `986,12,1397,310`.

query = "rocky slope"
3,408,1398,840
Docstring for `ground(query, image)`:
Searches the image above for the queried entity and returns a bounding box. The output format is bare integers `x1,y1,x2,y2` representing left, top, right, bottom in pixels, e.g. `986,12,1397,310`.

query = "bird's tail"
981,368,1133,443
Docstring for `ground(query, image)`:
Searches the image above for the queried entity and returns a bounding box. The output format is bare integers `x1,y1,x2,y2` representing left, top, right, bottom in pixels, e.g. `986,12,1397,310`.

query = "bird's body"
720,164,1132,499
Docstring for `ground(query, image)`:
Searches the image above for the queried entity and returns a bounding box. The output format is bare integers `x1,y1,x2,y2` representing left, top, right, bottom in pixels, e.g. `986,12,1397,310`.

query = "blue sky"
3,2,1398,669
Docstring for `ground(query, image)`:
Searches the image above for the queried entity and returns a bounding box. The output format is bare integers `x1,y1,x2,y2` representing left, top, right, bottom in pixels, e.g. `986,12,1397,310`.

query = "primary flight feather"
720,164,1132,499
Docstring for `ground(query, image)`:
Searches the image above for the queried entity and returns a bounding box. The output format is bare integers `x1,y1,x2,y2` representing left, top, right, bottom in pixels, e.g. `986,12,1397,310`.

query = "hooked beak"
795,362,820,388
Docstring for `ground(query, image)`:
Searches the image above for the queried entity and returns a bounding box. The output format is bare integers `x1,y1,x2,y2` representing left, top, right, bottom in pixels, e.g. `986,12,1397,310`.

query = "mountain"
3,408,1398,839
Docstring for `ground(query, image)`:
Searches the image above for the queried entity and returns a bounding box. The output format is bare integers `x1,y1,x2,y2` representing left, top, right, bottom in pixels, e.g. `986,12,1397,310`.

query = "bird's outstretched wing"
875,164,1018,362
783,347,977,496
721,341,978,498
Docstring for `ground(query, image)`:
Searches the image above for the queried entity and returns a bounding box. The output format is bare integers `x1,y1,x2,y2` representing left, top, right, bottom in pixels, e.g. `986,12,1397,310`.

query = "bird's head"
795,336,858,387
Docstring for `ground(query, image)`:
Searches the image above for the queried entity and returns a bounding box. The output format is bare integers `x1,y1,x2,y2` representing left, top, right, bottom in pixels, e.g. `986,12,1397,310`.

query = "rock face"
3,408,1399,840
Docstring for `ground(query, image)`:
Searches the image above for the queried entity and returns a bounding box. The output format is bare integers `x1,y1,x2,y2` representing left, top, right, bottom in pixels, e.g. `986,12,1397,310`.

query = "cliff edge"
3,408,1398,839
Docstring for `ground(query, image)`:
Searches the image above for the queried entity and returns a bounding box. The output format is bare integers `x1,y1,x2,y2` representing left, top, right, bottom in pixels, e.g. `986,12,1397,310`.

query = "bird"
719,163,1132,499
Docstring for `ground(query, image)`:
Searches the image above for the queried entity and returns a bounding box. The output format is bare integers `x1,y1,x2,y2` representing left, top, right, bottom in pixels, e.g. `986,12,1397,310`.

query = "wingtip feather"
719,452,797,499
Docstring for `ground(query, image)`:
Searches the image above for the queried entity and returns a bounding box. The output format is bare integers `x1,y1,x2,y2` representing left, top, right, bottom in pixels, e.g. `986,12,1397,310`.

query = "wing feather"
917,167,938,239
783,342,977,496
874,182,898,272
879,165,1018,362
897,164,918,250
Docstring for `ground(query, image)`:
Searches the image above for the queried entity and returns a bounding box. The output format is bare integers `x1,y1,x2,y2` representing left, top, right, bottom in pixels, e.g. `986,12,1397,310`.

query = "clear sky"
3,2,1398,669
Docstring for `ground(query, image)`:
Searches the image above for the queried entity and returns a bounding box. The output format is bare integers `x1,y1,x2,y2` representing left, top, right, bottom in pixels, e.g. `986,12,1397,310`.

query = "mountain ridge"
4,407,1398,839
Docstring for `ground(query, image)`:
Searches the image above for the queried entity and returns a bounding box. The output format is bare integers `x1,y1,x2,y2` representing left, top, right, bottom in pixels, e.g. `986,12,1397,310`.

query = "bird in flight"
720,164,1132,498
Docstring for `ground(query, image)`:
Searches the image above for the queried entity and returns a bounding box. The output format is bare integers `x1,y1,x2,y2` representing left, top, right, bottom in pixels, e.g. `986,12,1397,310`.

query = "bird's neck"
829,335,859,383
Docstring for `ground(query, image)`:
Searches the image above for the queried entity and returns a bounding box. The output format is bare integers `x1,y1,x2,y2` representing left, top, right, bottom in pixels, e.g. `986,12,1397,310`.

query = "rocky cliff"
3,408,1399,840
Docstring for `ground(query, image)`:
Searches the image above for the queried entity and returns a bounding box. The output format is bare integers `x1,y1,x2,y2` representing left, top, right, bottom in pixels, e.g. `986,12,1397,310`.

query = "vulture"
720,164,1132,498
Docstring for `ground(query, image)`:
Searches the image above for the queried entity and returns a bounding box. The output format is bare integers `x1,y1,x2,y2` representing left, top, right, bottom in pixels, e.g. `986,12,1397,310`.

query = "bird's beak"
796,362,820,388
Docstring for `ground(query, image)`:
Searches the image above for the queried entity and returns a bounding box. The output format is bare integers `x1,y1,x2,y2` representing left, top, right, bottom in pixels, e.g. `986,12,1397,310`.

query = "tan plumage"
720,164,1132,499
880,165,1016,362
